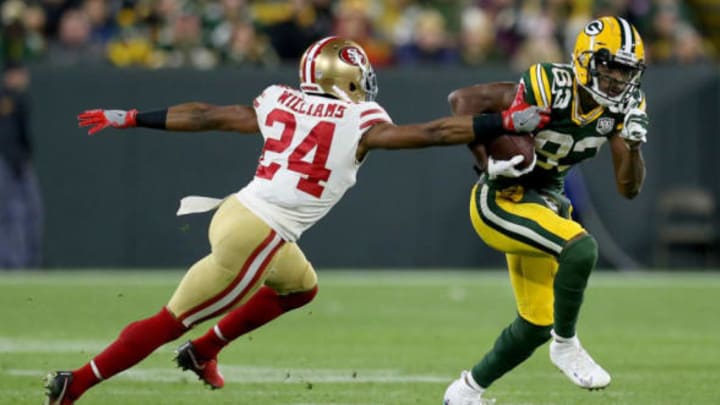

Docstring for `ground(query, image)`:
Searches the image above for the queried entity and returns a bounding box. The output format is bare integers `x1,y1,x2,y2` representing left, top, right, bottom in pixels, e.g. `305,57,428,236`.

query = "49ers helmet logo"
338,46,366,67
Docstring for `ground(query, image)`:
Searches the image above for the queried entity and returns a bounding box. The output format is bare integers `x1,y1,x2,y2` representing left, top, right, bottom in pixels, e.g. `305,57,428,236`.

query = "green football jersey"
488,62,645,192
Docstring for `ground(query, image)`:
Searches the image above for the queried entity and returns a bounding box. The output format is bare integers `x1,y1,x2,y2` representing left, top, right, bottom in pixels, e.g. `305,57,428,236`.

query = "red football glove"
500,83,550,133
77,109,138,135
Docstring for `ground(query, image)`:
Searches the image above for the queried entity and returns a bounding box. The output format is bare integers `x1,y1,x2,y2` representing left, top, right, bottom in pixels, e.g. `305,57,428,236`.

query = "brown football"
486,134,536,169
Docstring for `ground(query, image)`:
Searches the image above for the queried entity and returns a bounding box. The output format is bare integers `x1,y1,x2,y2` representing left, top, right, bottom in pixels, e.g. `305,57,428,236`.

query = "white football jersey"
236,85,392,242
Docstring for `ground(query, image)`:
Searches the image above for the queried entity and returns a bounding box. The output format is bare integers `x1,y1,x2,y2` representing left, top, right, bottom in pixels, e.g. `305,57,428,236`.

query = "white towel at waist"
176,196,224,216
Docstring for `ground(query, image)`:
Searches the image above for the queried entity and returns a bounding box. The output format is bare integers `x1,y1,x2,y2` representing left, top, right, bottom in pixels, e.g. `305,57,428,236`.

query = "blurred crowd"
0,0,717,71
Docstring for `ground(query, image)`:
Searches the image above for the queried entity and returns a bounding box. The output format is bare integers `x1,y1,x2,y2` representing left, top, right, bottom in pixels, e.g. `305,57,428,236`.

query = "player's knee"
273,261,317,293
518,307,554,328
299,265,318,291
267,263,318,311
513,316,552,346
282,266,318,310
558,234,598,276
279,285,318,311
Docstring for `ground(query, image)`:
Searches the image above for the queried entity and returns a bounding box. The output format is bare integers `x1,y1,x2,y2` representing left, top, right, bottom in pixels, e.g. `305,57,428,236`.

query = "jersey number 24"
256,108,335,198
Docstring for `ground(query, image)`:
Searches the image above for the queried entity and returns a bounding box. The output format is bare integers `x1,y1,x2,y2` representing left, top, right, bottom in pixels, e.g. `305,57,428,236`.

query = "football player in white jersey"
44,36,549,404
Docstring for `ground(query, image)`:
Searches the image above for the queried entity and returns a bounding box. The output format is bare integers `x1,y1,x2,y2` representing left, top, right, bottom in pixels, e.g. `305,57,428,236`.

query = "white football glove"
487,154,536,179
620,107,648,144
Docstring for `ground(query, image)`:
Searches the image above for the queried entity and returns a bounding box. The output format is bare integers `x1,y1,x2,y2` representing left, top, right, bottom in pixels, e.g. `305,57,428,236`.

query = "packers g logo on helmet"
299,37,378,103
572,16,646,107
584,20,604,36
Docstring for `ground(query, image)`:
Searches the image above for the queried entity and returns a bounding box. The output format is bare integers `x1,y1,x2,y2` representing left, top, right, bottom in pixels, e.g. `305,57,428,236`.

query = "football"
486,134,536,169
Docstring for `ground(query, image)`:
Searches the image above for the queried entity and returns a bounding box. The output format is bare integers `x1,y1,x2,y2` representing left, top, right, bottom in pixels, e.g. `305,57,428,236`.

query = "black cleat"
43,371,74,405
175,341,225,389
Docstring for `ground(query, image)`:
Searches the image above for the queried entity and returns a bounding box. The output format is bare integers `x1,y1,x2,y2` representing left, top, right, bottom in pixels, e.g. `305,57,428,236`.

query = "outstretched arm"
78,103,259,135
165,103,258,132
357,99,549,160
360,115,475,152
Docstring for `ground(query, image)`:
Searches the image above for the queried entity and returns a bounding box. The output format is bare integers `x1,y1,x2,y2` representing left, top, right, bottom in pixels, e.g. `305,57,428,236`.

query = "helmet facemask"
583,48,645,107
358,64,378,102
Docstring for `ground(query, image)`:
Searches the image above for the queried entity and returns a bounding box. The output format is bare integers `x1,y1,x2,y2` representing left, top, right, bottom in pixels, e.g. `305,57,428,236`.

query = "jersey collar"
571,81,605,126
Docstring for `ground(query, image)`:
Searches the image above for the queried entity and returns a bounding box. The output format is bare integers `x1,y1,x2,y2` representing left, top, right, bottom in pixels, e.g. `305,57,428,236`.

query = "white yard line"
0,336,447,384
6,366,448,384
0,337,173,353
0,337,104,353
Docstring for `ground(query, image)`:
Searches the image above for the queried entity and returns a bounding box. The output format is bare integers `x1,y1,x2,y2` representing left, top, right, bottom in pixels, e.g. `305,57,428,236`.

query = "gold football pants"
167,197,317,327
470,182,586,326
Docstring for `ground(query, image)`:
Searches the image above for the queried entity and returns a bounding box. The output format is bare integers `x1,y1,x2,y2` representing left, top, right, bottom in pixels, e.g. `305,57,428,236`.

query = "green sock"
471,316,551,388
553,235,598,338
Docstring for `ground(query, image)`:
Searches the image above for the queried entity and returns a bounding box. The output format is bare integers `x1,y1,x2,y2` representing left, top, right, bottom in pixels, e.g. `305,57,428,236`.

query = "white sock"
464,371,485,392
551,329,578,344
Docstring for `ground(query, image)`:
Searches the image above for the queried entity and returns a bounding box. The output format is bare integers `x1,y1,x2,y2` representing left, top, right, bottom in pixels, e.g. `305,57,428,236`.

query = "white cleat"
549,330,611,390
443,370,496,405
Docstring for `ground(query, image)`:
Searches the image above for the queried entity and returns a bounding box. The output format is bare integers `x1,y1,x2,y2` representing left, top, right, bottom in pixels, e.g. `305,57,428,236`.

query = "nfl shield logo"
596,117,614,135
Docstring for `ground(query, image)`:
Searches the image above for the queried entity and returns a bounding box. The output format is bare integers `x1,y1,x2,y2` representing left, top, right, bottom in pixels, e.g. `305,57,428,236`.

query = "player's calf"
553,234,598,338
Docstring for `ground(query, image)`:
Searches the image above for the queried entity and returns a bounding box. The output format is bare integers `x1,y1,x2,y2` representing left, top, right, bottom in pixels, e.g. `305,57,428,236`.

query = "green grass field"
1,270,718,405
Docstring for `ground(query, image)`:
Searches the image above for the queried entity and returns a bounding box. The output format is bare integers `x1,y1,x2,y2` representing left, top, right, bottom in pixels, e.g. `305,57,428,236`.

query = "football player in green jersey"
443,16,648,405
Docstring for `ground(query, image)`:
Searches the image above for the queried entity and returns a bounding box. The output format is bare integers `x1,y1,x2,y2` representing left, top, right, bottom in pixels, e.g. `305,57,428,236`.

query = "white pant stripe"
181,233,284,327
479,184,563,254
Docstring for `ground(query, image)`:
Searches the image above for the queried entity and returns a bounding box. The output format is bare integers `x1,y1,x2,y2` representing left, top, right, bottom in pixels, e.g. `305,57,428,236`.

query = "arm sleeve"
358,102,392,132
254,84,282,111
521,64,553,108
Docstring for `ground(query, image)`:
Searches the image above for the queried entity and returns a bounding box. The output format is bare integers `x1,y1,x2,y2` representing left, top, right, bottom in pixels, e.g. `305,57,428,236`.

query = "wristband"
472,113,504,145
136,109,168,129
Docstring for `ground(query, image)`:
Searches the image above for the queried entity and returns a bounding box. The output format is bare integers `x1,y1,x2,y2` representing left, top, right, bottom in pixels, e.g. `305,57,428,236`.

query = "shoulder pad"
521,64,555,108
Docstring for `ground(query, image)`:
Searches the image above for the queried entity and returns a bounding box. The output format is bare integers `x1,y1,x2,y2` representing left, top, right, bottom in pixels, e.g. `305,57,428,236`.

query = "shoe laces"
571,343,595,365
